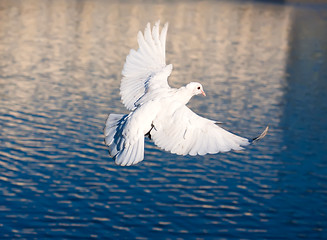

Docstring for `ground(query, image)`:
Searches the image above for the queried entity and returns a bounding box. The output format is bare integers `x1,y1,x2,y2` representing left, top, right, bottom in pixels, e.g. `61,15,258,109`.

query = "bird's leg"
145,131,151,140
145,123,156,140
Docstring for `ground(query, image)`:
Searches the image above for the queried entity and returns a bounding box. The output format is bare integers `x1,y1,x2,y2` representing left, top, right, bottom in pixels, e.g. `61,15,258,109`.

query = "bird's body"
104,21,268,166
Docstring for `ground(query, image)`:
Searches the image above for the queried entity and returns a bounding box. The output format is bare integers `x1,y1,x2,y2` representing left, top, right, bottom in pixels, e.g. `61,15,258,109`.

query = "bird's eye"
197,87,200,90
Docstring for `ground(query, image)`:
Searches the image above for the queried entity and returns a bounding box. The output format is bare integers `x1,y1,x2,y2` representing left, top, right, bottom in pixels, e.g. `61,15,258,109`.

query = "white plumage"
104,21,268,166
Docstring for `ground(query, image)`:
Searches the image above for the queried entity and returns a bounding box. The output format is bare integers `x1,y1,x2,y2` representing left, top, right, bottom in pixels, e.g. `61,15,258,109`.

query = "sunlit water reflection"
0,0,327,239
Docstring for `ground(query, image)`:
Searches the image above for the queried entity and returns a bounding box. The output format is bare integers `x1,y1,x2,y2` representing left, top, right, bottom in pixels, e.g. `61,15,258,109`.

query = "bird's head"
186,82,206,96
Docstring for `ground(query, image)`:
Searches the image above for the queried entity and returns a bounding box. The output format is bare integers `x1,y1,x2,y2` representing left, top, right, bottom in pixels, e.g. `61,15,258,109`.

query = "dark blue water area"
0,0,327,239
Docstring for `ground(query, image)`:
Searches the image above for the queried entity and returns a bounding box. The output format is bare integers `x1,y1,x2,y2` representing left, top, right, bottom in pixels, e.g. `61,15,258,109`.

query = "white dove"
104,21,268,166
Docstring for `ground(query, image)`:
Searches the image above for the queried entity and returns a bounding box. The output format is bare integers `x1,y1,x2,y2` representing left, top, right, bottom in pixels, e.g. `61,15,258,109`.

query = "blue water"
0,0,327,239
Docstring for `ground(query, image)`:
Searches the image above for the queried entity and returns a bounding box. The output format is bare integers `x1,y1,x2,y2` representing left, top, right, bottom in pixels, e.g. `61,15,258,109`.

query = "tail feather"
114,138,144,166
126,143,138,166
104,113,126,156
115,143,133,166
129,138,144,166
133,139,145,165
104,113,144,166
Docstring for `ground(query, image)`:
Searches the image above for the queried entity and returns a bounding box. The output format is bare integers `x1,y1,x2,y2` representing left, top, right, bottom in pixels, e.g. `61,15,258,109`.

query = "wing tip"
250,126,269,143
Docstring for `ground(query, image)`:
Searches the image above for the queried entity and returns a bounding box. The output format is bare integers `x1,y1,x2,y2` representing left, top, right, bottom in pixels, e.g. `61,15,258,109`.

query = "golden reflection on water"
0,0,292,119
5,1,326,239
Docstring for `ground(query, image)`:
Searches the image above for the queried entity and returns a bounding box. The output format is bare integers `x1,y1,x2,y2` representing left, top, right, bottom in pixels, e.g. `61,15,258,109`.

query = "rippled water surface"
1,0,327,239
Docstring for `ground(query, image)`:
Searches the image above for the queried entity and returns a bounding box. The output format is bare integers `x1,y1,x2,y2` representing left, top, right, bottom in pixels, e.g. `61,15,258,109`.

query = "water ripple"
0,0,327,239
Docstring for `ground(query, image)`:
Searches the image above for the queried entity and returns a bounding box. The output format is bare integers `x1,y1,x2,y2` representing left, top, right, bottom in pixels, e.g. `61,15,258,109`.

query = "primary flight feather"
104,21,268,166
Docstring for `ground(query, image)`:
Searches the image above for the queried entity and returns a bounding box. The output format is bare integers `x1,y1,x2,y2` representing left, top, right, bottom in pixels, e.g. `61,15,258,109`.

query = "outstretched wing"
150,106,268,156
120,21,171,110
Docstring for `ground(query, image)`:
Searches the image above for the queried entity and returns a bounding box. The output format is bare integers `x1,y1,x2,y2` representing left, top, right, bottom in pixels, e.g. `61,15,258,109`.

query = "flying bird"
104,21,268,166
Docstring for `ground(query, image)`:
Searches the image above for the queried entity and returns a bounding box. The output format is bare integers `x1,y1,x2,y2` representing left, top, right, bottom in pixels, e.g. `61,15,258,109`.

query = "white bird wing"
150,106,252,156
120,21,171,110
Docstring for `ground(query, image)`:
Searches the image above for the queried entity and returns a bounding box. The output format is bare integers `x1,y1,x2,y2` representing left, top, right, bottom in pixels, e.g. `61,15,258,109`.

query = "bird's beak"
201,90,206,96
